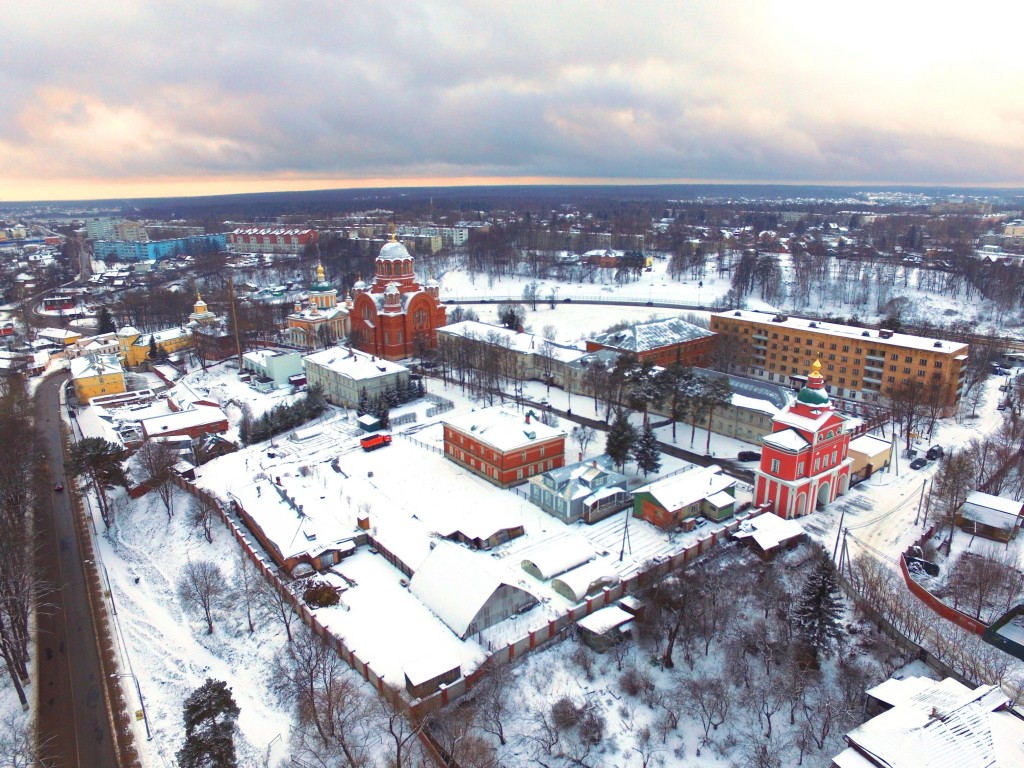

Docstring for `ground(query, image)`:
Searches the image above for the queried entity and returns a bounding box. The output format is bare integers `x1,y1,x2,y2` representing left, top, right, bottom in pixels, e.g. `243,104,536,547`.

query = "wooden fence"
899,554,988,635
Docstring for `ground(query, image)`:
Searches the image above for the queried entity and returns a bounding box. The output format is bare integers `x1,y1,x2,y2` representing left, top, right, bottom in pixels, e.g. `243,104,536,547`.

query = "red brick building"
443,407,566,488
754,360,853,519
350,239,447,360
586,315,716,368
226,227,318,254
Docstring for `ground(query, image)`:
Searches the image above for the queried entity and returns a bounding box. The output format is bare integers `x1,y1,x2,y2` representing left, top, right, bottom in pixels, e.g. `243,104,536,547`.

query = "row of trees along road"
0,376,40,709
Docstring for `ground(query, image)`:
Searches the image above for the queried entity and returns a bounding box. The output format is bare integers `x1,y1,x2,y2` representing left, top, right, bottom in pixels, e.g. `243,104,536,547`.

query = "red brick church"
754,359,852,518
350,238,447,360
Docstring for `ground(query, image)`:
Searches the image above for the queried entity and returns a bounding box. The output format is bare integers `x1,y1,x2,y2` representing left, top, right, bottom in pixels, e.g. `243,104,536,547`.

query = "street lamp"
112,672,152,740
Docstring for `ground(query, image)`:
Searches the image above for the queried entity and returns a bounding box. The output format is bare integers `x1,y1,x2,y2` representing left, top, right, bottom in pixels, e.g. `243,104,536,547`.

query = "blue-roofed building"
528,455,630,524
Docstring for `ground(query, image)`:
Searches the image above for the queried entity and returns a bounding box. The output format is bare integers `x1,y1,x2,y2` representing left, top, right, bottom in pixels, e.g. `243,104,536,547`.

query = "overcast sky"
3,1,1023,201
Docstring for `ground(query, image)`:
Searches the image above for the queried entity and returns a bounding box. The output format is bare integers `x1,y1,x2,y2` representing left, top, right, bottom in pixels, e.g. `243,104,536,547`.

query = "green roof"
797,386,830,405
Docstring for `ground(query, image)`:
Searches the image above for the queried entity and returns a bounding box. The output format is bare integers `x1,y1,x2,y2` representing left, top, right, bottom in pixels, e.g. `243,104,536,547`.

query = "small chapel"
754,359,853,519
349,236,447,360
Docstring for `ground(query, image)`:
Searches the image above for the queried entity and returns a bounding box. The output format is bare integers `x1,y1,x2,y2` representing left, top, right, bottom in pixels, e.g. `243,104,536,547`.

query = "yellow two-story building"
117,325,193,368
71,354,126,404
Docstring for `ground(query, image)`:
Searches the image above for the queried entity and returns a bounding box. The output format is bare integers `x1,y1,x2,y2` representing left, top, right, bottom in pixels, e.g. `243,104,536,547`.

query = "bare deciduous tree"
177,559,229,634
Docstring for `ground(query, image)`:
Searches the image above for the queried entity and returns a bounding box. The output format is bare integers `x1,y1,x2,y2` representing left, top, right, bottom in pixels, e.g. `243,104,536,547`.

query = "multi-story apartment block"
710,310,969,415
226,227,318,254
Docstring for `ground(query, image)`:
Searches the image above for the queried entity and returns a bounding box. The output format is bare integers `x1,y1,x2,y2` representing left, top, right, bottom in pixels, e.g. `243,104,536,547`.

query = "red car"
53,483,64,492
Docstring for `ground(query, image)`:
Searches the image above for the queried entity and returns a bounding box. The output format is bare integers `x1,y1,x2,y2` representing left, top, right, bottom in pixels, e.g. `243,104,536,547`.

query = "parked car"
910,458,928,470
53,483,63,492
926,445,944,460
737,451,761,462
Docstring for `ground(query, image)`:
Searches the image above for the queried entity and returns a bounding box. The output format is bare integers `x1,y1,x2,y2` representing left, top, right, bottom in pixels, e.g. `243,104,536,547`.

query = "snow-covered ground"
437,253,1024,339
93,488,294,767
801,374,1021,574
186,377,747,691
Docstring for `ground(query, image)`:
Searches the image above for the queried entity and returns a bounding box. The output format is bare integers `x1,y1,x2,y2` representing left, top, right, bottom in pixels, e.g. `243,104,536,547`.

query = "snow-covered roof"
963,490,1022,517
521,536,596,580
403,650,461,688
410,541,535,638
443,406,565,452
589,315,714,352
714,309,969,354
635,464,735,512
761,428,810,451
772,407,845,434
849,434,892,456
576,605,633,634
303,346,408,381
70,354,123,379
551,558,621,602
732,513,805,551
844,677,1022,768
438,320,586,363
706,490,736,509
140,404,225,437
131,327,190,345
692,367,792,411
37,327,81,341
231,480,356,562
960,491,1023,531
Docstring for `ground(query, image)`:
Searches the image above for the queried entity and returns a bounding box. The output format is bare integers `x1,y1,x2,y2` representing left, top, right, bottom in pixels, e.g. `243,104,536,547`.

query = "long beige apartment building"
710,310,969,415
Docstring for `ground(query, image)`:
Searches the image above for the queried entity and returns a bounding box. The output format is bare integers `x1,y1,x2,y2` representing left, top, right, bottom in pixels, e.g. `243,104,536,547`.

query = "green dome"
797,385,830,405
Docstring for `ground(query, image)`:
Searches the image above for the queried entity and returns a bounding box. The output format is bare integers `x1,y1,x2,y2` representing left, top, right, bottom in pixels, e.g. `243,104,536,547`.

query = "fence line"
168,473,761,749
61,426,143,768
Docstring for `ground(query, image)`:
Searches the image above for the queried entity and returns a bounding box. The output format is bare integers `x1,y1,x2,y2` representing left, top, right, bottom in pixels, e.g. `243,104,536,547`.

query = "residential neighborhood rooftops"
443,406,565,452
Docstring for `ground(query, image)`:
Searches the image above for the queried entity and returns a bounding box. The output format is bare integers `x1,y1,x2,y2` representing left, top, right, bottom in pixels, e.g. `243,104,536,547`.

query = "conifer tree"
632,422,661,477
793,549,844,658
605,411,637,472
176,678,240,768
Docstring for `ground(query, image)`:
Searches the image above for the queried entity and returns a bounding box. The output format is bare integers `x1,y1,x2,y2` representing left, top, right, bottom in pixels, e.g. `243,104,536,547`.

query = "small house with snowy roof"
528,455,630,524
958,491,1023,542
632,464,736,530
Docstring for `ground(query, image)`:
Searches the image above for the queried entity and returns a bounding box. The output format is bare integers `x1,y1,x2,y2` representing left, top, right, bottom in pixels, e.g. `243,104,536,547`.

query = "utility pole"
914,479,928,526
228,275,243,369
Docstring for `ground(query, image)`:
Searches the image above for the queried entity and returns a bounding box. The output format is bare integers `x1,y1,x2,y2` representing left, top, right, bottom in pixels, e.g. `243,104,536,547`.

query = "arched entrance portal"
838,474,850,496
794,493,808,517
816,482,832,510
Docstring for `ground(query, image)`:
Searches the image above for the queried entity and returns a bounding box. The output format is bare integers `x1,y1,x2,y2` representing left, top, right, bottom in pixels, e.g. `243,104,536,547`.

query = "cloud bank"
3,1,1024,200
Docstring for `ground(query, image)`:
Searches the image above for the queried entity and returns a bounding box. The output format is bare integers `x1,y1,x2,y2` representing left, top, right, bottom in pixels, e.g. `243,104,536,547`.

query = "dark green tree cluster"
239,384,327,445
67,437,128,527
355,380,425,428
176,679,240,768
793,549,844,660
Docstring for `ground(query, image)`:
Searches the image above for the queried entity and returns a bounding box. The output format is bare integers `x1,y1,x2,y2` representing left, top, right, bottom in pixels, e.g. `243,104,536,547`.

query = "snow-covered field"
437,253,1024,339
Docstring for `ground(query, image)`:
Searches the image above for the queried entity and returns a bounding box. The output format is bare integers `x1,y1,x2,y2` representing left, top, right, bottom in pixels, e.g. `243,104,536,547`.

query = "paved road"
34,373,118,768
